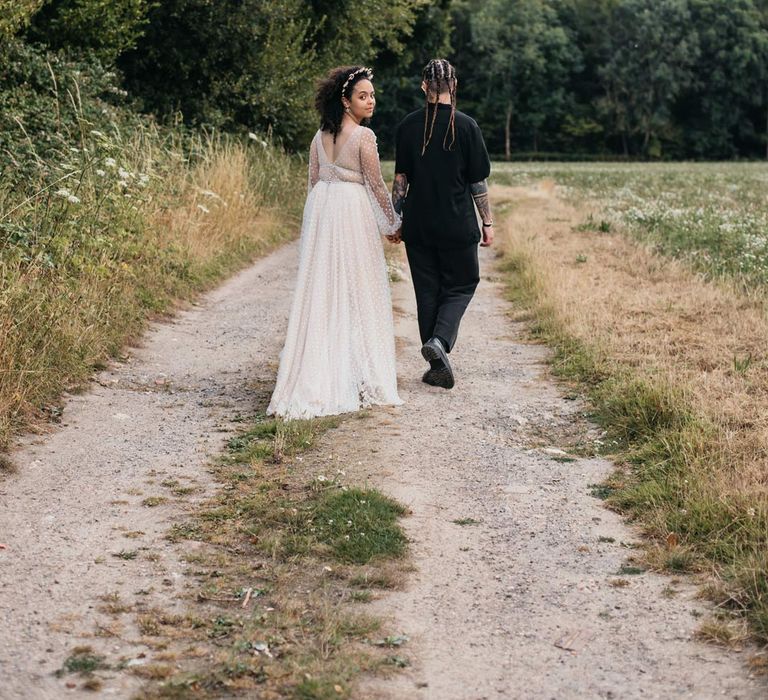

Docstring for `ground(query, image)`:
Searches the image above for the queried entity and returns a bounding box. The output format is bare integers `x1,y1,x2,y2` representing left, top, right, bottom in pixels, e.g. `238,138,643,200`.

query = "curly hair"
315,65,373,142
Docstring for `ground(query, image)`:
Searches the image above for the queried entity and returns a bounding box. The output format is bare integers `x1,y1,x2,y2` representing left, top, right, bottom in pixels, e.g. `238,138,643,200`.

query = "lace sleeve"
308,133,319,193
359,127,401,236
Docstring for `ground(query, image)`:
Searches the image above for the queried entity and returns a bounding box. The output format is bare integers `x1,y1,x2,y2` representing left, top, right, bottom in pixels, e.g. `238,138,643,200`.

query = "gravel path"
0,244,297,699
0,204,763,699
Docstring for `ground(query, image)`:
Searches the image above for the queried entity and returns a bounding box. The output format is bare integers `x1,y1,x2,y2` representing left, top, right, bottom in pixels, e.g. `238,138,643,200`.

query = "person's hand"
386,227,402,244
480,224,494,247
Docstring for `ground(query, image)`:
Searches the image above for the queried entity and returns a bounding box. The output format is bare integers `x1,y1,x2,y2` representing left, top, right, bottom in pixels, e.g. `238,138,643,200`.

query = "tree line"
2,0,768,159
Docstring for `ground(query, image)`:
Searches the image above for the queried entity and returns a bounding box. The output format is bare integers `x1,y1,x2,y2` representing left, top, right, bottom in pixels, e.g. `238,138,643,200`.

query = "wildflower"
197,204,210,214
95,169,106,177
118,167,131,180
138,174,150,186
104,157,117,168
248,132,268,148
67,194,80,204
55,187,72,199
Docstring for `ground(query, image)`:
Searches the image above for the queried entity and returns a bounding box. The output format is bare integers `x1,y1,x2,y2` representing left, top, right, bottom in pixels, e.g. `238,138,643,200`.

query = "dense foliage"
3,0,768,159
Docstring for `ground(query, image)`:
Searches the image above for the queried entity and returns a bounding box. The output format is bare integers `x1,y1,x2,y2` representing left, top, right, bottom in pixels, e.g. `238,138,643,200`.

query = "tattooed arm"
392,173,408,215
388,173,408,243
470,179,492,224
470,179,494,247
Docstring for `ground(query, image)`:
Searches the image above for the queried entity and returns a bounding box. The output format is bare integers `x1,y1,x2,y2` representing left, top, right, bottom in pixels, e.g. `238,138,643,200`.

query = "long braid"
442,62,457,151
422,61,440,155
421,58,457,155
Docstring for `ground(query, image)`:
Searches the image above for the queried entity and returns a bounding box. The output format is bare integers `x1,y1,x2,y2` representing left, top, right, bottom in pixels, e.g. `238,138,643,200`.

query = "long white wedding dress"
266,124,403,419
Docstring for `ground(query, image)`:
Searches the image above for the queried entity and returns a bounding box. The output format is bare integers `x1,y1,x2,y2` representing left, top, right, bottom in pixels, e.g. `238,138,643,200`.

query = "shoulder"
454,110,482,132
397,109,424,130
359,125,378,145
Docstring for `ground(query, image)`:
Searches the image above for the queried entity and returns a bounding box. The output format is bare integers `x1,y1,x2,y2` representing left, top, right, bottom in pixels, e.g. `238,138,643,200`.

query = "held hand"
386,227,402,244
480,224,494,247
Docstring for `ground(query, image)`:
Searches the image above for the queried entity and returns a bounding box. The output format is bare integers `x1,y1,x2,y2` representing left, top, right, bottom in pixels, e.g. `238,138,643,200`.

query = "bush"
0,37,141,191
27,0,151,64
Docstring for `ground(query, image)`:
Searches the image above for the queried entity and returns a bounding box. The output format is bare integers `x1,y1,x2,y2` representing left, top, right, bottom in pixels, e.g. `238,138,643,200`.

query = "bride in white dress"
267,66,403,419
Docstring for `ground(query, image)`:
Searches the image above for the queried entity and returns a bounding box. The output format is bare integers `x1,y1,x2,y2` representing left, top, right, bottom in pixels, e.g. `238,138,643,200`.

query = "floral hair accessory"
342,67,373,95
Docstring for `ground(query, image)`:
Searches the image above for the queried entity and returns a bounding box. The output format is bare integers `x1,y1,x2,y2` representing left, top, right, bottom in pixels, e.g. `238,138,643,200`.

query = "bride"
267,66,403,419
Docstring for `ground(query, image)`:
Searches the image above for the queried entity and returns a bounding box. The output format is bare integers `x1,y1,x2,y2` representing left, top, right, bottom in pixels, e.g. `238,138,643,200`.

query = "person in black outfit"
389,58,494,389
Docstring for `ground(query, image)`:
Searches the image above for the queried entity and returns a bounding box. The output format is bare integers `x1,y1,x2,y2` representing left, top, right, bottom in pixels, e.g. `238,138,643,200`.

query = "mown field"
493,161,768,650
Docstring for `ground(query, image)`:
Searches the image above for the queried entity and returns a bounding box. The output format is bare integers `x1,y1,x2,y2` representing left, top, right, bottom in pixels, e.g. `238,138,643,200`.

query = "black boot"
420,337,454,389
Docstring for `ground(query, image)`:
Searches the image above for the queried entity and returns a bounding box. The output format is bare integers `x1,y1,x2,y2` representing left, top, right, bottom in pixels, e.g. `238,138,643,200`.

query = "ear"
420,80,427,94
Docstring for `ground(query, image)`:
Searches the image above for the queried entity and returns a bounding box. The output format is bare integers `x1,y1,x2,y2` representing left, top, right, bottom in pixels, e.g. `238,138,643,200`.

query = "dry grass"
0,137,301,454
495,182,768,642
499,184,768,495
153,143,285,267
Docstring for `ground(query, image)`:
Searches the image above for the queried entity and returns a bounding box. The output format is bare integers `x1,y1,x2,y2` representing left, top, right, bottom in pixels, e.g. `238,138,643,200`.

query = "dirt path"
0,188,764,699
0,244,298,699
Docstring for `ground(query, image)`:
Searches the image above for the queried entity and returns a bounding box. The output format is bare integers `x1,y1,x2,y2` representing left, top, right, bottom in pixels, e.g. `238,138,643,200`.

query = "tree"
553,0,619,153
680,0,768,158
598,0,699,157
118,0,317,145
370,0,454,154
27,0,152,64
472,0,582,158
0,1,43,40
118,0,425,148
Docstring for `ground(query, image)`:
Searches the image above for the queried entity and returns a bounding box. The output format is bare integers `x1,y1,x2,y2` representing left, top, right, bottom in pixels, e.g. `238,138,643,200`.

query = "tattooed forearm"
470,179,492,224
392,173,408,215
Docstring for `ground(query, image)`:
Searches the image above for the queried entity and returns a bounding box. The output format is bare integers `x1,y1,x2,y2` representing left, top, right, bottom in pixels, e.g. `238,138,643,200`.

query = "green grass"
311,489,408,565
0,48,305,453
57,648,109,676
103,412,411,698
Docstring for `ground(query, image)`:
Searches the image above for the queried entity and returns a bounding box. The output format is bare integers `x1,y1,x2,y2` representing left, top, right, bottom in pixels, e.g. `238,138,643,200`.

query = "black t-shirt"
395,104,491,249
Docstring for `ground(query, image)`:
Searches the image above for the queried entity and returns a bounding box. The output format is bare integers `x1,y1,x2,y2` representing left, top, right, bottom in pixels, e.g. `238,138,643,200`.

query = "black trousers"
404,242,480,353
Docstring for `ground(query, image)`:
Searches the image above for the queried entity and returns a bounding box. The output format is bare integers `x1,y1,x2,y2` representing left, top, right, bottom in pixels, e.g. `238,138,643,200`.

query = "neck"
428,92,453,106
342,112,361,127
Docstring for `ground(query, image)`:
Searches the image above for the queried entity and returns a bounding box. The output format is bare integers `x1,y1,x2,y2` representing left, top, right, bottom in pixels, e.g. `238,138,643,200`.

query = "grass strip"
56,413,410,698
499,231,768,648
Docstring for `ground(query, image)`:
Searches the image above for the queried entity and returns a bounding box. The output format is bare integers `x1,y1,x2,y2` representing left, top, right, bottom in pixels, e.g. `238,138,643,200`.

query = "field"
492,161,768,288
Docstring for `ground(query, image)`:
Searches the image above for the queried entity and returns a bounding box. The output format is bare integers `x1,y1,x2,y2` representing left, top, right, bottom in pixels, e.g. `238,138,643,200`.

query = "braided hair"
315,65,373,143
421,58,457,155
